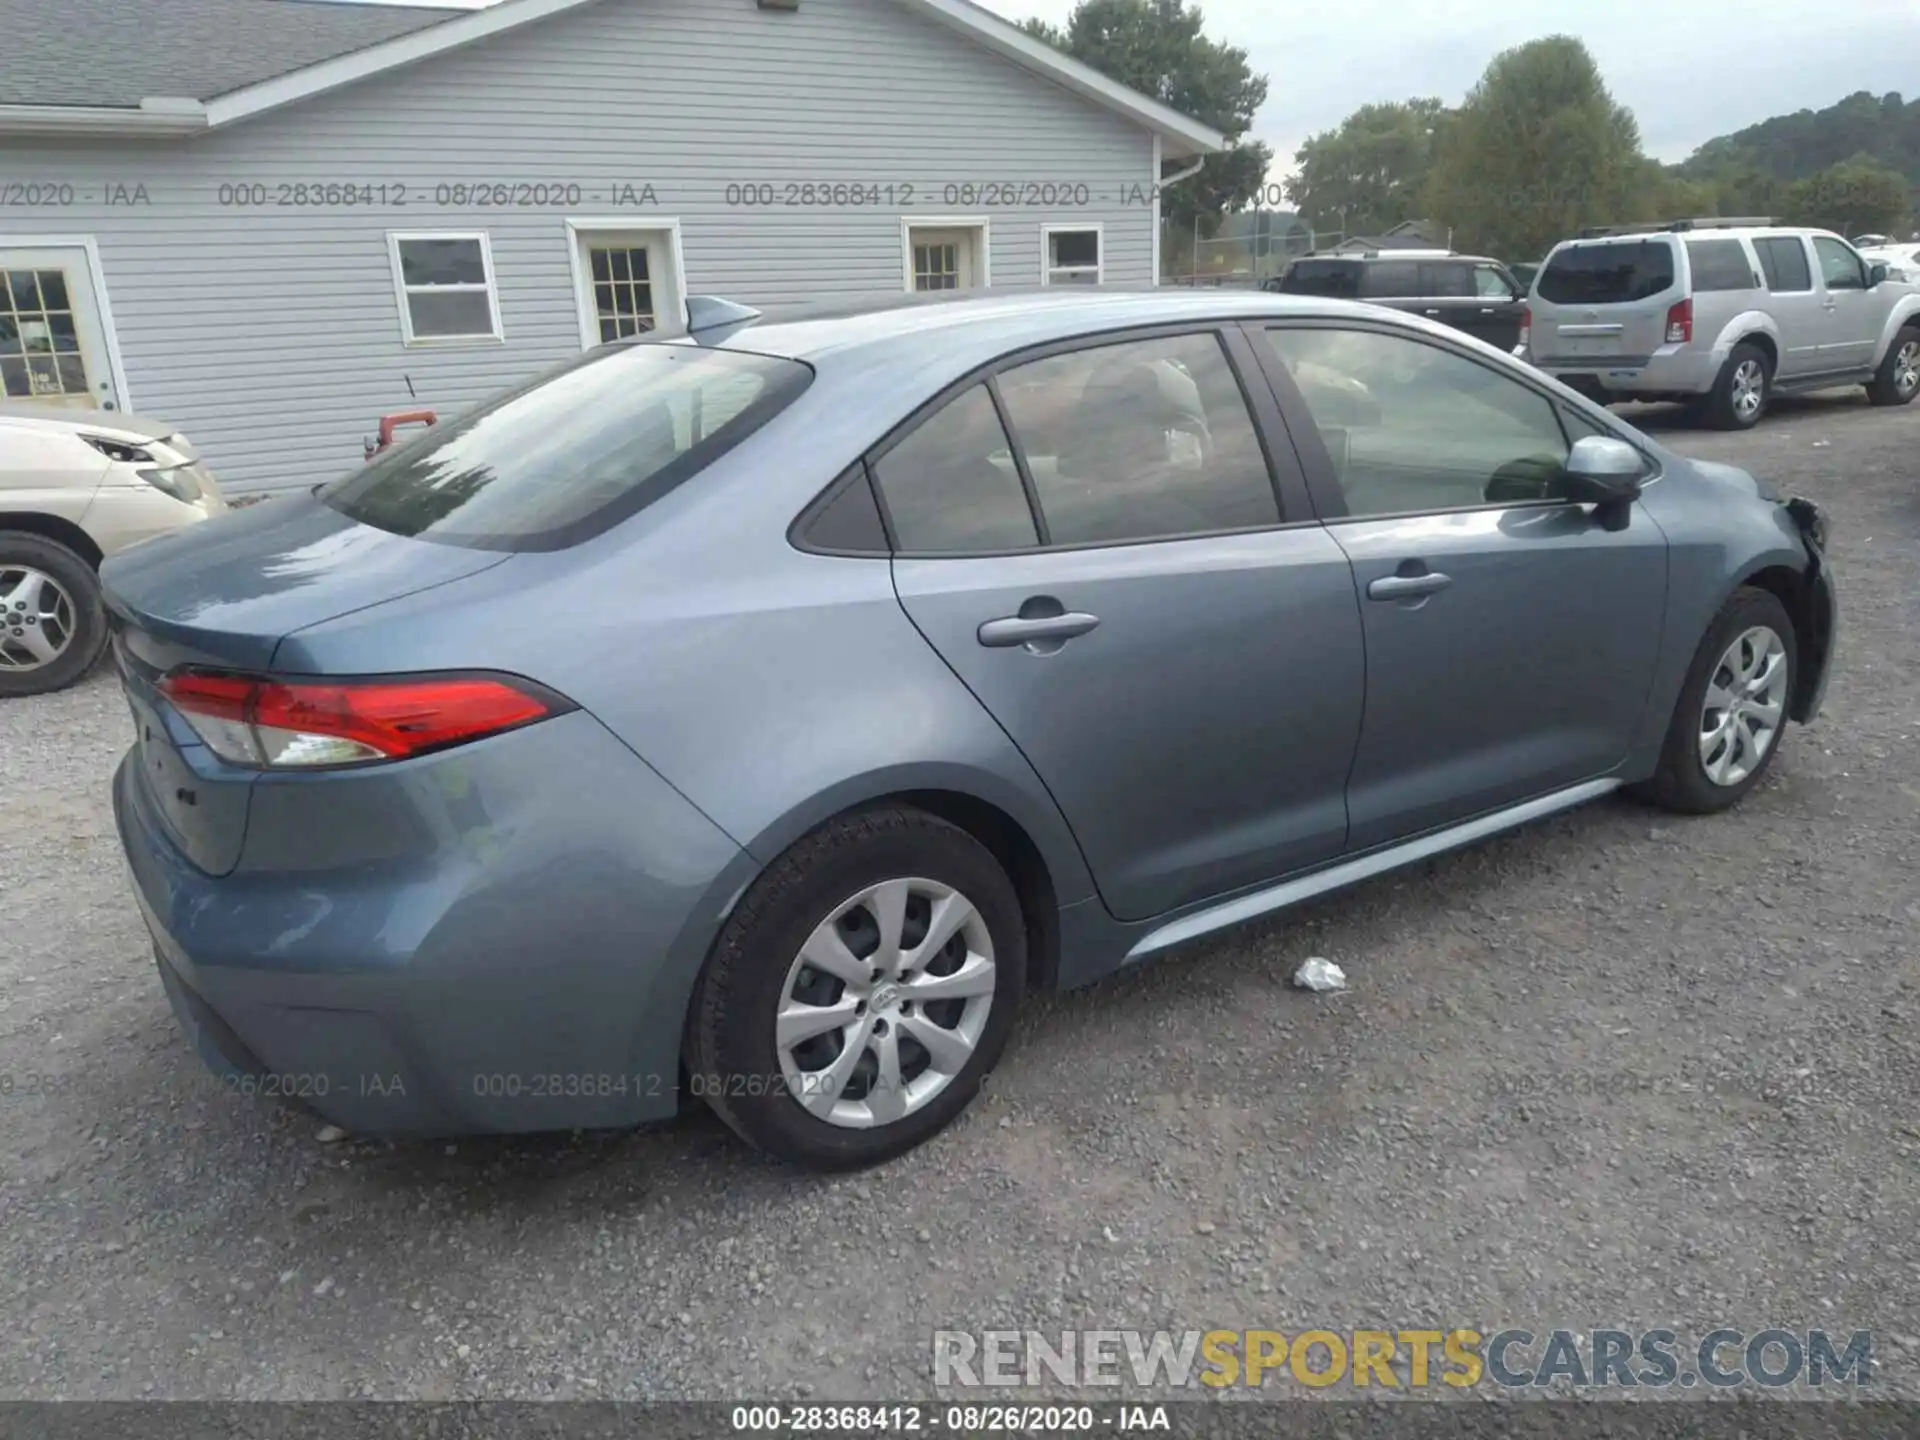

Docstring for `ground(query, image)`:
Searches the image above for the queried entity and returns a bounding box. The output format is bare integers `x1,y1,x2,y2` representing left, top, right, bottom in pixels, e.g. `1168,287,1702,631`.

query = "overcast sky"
344,0,1918,176
984,0,1920,177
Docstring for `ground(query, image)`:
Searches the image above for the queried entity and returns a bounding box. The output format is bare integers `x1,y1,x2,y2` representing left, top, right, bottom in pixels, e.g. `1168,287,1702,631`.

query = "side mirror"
1869,261,1890,287
1564,435,1644,505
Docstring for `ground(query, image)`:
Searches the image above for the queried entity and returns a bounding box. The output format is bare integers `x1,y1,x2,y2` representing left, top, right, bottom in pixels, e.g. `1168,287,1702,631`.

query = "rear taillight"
158,671,561,769
1664,298,1693,345
1518,305,1531,351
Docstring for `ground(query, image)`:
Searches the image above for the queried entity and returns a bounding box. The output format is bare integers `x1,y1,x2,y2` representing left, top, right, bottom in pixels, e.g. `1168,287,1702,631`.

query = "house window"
0,269,88,399
387,233,502,344
588,245,655,340
1042,226,1102,286
914,242,961,291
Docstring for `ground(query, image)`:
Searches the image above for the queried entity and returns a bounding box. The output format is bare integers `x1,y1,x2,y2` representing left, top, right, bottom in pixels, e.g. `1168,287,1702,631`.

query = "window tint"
996,332,1279,546
1263,327,1575,516
1537,240,1676,304
1472,264,1517,299
1754,236,1813,292
1280,259,1361,298
1812,236,1865,291
1361,261,1422,298
1685,239,1757,292
798,465,888,553
1420,262,1475,298
871,384,1038,553
325,343,810,550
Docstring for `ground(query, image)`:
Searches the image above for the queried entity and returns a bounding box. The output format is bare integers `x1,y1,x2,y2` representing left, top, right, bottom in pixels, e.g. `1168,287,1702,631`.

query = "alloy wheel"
1731,359,1766,421
1699,626,1787,787
1895,340,1920,398
0,566,75,672
775,877,995,1129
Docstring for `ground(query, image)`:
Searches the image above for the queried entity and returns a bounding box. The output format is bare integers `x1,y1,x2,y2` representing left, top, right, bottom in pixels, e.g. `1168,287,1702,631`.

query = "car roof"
712,288,1379,364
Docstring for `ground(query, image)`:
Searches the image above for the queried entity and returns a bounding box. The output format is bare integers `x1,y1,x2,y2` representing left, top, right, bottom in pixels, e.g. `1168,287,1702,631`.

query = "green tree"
1424,36,1644,259
1285,98,1449,236
1781,157,1915,236
1020,0,1271,238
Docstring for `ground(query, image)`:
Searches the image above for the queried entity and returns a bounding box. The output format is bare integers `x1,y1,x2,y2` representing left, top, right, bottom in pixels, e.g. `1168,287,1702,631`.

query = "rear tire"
1703,343,1771,430
1865,326,1920,407
1633,587,1797,815
0,532,106,698
688,806,1025,1169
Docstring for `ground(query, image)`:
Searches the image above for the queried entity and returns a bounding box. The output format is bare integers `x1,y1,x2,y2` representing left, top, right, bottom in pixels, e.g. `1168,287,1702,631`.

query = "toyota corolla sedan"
105,290,1834,1168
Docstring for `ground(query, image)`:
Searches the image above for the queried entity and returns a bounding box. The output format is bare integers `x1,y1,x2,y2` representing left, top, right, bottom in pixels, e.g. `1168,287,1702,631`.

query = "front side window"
1812,236,1866,291
1264,326,1575,516
387,233,502,343
1042,227,1102,286
871,384,1038,553
326,343,810,549
995,332,1278,546
1754,236,1813,293
1473,264,1517,300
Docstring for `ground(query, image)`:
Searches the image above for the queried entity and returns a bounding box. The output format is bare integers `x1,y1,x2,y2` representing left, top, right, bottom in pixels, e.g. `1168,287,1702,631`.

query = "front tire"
1703,343,1771,430
1633,587,1797,814
0,532,106,698
1865,326,1920,407
688,806,1025,1169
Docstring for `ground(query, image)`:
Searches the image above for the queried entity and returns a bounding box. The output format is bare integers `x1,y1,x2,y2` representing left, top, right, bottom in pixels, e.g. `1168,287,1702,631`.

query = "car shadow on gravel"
1617,388,1870,433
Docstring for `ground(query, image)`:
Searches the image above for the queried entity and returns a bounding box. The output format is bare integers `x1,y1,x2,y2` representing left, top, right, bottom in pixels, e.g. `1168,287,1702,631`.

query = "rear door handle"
1367,572,1452,601
978,612,1100,647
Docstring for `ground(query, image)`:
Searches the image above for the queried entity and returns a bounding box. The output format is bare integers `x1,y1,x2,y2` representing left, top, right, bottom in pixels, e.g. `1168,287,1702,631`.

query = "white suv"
1521,220,1920,429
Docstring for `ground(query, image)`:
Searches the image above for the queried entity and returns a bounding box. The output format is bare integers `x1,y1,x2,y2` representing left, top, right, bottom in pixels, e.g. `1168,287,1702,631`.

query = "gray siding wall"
1,0,1159,491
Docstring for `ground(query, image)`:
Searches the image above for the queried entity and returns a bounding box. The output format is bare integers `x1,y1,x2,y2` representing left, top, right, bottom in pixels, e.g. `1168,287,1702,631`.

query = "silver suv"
1522,219,1920,428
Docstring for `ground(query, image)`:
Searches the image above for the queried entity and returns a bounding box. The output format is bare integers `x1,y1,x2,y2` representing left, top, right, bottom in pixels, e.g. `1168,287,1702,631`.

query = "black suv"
1264,253,1527,351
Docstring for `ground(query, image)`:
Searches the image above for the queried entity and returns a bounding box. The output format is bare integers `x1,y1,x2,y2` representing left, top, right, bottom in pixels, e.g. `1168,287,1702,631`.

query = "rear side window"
996,332,1279,546
1537,241,1677,304
1421,262,1475,298
1754,237,1813,293
325,343,811,550
1280,259,1362,298
872,384,1038,553
1361,261,1422,298
1685,239,1757,292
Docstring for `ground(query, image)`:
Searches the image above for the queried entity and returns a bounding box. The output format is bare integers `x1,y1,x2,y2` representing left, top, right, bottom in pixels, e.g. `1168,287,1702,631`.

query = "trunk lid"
102,492,509,875
1532,238,1680,365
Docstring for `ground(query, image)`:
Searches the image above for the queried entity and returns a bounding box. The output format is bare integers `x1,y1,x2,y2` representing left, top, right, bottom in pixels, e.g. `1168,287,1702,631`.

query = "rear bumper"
113,710,754,1136
1533,345,1722,398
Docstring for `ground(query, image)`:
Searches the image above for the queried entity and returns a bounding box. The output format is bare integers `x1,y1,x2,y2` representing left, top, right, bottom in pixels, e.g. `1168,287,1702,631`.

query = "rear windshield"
324,343,812,550
1537,240,1677,305
1278,259,1362,299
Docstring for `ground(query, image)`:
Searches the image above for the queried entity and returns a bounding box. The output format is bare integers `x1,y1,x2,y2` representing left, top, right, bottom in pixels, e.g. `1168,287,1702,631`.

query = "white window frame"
1040,223,1104,286
562,217,688,347
899,217,992,293
385,230,503,346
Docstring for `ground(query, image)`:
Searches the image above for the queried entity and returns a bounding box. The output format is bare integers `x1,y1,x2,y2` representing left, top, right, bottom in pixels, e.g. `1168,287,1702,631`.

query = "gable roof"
0,0,1228,155
0,0,457,109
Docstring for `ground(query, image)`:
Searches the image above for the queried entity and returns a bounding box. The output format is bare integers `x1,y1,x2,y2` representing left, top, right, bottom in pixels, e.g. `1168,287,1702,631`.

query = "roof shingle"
0,0,461,108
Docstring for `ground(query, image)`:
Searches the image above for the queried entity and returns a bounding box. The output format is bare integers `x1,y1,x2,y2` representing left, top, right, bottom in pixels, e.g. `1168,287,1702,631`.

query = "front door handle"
978,611,1100,648
1367,571,1452,601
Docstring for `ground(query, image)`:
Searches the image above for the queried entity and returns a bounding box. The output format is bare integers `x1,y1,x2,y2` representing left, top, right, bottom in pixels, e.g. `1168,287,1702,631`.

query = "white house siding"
0,0,1159,491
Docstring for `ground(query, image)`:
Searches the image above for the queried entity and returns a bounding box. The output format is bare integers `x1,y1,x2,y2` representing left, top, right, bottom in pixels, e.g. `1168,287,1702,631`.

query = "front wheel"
1633,587,1797,814
687,806,1025,1169
1865,327,1920,407
0,532,107,698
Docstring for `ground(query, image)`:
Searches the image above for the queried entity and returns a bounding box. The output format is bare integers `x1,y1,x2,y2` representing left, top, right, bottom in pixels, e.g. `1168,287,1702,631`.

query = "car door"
1751,235,1823,377
1467,261,1526,350
1810,235,1881,372
1249,319,1668,851
880,327,1366,923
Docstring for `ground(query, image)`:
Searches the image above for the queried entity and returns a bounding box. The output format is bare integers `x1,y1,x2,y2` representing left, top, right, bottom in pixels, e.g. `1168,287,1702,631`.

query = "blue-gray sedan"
106,290,1835,1168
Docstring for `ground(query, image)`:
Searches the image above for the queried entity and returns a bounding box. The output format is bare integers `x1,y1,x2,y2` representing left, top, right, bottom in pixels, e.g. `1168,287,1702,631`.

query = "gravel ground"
2,392,1917,1403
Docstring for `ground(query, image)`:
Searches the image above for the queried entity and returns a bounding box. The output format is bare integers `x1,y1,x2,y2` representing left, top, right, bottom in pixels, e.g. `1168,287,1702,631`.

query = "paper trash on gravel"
1291,957,1348,992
